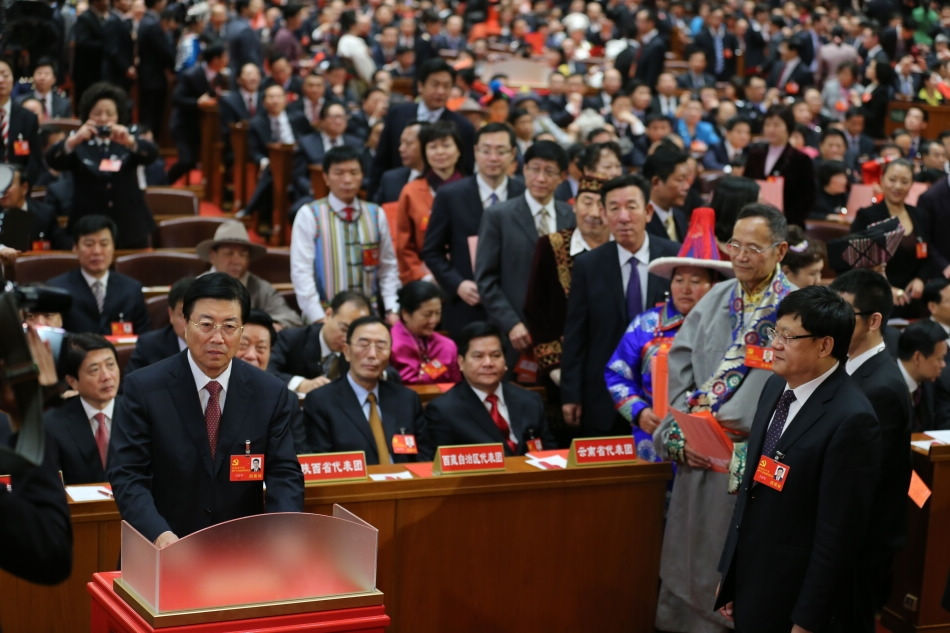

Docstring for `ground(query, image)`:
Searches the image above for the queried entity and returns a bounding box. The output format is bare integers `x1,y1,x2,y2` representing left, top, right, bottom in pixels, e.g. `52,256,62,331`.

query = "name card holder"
568,436,637,467
432,443,506,475
298,451,368,484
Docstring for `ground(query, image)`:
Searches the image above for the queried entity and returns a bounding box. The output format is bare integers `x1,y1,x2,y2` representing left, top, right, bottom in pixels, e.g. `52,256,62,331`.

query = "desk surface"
0,458,670,633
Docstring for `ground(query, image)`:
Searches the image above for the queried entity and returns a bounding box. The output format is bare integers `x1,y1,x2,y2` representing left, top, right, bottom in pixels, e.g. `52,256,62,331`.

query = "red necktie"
0,108,8,149
343,206,355,221
205,380,222,457
93,412,109,468
247,95,255,116
485,393,517,454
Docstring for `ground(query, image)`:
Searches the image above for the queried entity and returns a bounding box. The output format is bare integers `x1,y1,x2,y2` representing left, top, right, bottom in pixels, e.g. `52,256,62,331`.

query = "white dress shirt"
845,342,886,375
477,174,509,209
772,362,839,436
187,350,233,413
80,397,115,438
470,383,518,446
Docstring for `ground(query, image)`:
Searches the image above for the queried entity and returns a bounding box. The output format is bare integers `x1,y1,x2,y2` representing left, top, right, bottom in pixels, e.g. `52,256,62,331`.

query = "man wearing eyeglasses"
109,273,304,549
301,316,428,463
651,203,793,632
716,285,880,633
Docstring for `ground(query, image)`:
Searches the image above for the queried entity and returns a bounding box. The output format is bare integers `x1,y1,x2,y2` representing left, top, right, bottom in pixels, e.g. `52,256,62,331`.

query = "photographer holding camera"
44,81,158,249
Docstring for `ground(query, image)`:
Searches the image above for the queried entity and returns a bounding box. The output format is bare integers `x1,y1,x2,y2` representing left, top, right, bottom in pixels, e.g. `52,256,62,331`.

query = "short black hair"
281,3,304,20
329,289,372,313
73,214,117,242
820,128,848,146
322,144,363,172
710,175,760,243
478,121,517,149
923,278,950,308
724,116,751,132
524,139,568,171
418,120,462,173
601,173,650,206
645,113,674,128
882,158,914,178
456,321,503,356
736,202,788,242
182,272,250,323
816,159,849,187
201,41,227,63
776,286,854,362
830,268,893,321
33,56,57,77
764,104,795,135
245,309,276,346
60,333,117,380
579,142,620,172
319,98,346,119
845,106,865,121
642,145,689,183
78,82,130,124
898,320,949,361
168,276,195,310
346,315,389,344
340,9,357,32
397,280,443,315
417,58,456,84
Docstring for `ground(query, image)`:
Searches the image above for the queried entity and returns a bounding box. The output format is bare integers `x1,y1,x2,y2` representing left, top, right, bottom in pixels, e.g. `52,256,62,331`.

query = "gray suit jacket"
474,194,575,334
246,272,303,328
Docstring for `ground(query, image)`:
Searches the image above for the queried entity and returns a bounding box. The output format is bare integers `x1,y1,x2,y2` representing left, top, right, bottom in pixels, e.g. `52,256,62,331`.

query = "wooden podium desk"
0,458,671,633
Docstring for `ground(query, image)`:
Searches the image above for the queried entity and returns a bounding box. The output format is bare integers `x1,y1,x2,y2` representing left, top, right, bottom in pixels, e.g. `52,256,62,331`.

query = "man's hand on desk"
154,531,179,549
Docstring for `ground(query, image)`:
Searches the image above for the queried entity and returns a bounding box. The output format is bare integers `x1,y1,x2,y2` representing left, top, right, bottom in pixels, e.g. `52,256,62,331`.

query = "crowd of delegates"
4,0,950,630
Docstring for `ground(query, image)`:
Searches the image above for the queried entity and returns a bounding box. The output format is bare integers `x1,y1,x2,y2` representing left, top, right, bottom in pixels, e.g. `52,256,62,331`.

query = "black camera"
5,282,72,316
96,125,112,138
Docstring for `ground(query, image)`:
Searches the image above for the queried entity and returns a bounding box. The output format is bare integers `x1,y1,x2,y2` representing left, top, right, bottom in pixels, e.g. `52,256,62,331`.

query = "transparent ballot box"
114,506,382,626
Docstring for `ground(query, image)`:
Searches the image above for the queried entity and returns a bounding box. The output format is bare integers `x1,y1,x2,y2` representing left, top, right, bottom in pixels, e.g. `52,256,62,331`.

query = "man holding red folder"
716,286,880,633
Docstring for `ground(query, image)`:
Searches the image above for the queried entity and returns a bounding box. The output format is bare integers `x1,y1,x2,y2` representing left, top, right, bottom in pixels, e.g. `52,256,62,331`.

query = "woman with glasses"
605,207,731,461
850,158,932,317
390,281,462,385
394,121,464,284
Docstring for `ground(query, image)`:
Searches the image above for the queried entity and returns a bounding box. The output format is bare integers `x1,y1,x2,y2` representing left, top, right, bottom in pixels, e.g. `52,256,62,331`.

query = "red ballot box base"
88,572,390,633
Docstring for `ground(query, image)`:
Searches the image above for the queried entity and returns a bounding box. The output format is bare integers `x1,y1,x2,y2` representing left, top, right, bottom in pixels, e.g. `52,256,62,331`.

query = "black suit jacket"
45,137,159,249
169,64,212,143
109,353,304,541
694,28,739,80
646,207,688,242
3,102,42,184
424,380,555,456
744,142,815,229
16,90,71,119
226,18,263,77
372,102,476,190
268,322,326,383
561,237,679,434
125,325,180,375
917,177,950,274
634,36,668,90
421,176,525,336
716,369,880,633
72,9,106,97
101,12,134,91
27,198,72,250
137,13,174,92
553,179,574,202
47,268,150,335
44,396,120,484
374,166,412,204
302,377,427,463
247,111,312,165
676,71,716,92
768,60,815,91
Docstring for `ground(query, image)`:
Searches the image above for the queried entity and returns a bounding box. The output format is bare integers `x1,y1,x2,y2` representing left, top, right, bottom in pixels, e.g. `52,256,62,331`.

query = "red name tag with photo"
525,437,543,452
392,434,418,454
421,359,447,380
570,436,636,466
753,455,790,491
111,321,133,336
745,345,774,370
298,452,367,483
362,246,379,267
229,454,265,481
99,158,122,172
433,444,506,475
31,239,50,251
0,474,10,492
13,140,29,156
917,241,928,259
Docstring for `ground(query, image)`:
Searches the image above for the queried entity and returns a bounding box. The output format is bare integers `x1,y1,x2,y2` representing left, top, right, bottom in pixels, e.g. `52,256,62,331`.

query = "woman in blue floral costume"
604,207,732,461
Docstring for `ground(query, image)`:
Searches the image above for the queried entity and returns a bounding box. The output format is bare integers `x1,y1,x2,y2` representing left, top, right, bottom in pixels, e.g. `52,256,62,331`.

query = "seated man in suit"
716,286,880,633
374,120,424,204
0,60,42,183
0,163,72,250
475,140,574,369
125,277,193,375
288,71,327,131
290,145,400,324
702,116,752,171
109,273,304,547
425,321,555,455
346,87,388,144
236,309,276,371
45,333,121,484
269,290,372,394
562,174,679,437
197,221,302,328
297,100,363,168
47,215,150,335
302,315,427,462
219,62,262,140
425,321,556,456
898,319,948,432
643,146,690,243
676,47,716,95
16,57,71,119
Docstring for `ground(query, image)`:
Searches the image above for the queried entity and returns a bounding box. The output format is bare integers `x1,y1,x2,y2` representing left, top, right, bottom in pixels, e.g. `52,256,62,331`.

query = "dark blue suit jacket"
108,353,304,541
373,166,412,204
44,395,120,484
302,376,427,463
423,380,555,456
47,268,150,336
125,325,180,375
561,237,679,434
